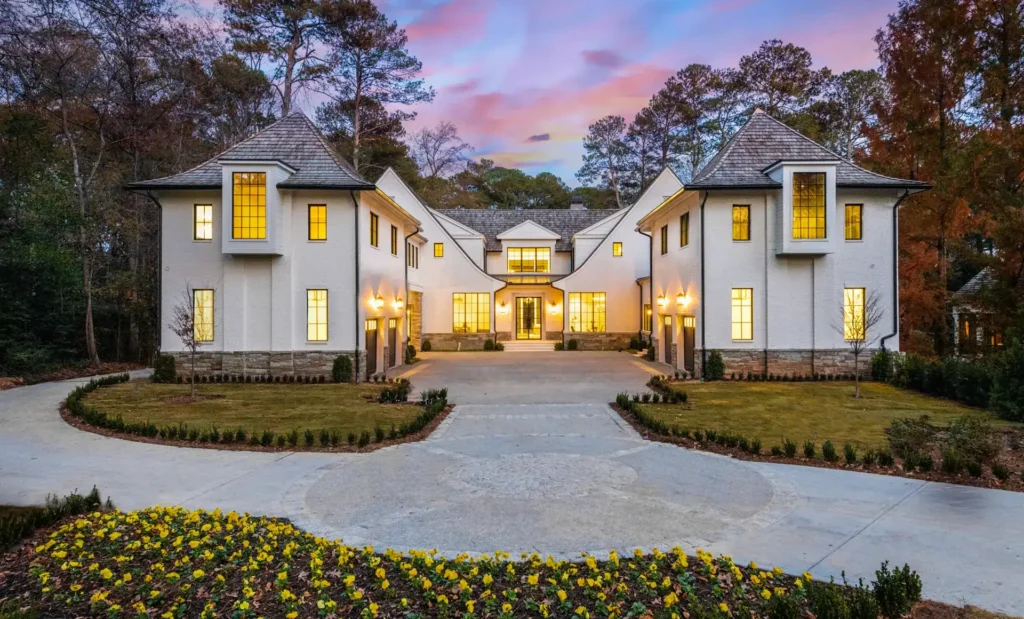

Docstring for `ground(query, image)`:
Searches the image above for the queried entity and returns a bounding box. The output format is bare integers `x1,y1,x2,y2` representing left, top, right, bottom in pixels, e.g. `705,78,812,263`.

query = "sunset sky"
204,0,901,183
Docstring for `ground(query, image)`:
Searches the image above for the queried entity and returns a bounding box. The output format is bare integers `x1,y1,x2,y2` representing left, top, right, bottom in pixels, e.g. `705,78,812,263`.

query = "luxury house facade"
128,110,927,380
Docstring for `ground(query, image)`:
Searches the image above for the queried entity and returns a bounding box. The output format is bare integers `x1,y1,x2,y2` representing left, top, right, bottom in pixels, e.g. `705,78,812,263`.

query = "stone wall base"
562,332,633,351
691,348,875,377
422,333,493,351
169,350,367,380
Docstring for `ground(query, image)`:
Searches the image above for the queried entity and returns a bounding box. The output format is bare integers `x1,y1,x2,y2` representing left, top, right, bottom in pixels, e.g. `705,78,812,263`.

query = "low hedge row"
65,376,450,450
1,487,110,553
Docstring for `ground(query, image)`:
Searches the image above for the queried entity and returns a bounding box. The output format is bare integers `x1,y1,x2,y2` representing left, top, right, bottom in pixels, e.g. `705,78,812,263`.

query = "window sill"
306,340,329,345
308,239,327,243
192,239,213,243
732,239,751,243
844,239,864,243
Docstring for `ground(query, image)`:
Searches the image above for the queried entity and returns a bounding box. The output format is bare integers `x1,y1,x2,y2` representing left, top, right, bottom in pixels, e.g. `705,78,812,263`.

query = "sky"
199,0,902,184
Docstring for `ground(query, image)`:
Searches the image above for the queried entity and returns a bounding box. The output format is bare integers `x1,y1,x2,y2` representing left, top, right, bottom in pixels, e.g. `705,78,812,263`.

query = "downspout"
880,190,911,351
403,227,420,364
763,193,769,377
811,260,815,375
637,228,654,346
350,190,361,382
699,190,709,377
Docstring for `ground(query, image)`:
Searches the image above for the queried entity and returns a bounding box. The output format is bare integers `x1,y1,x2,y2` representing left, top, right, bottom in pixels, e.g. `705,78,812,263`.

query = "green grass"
84,381,421,436
642,381,1010,450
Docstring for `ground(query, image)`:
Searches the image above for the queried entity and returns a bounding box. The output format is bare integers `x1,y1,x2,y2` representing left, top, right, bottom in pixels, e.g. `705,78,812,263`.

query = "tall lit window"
732,206,750,241
194,205,213,241
843,287,866,341
391,225,398,255
731,288,753,340
568,292,606,333
660,225,668,254
193,289,214,342
453,293,490,333
369,212,379,247
407,243,419,268
307,289,328,341
680,212,689,247
793,172,826,239
845,204,862,240
612,241,623,257
507,248,551,273
642,303,652,332
308,205,326,240
232,172,266,239
434,243,444,257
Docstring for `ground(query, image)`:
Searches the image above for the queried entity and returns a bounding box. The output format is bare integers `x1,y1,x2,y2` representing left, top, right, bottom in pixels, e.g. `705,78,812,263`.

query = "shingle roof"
434,208,620,252
126,113,373,190
953,267,995,300
689,110,930,190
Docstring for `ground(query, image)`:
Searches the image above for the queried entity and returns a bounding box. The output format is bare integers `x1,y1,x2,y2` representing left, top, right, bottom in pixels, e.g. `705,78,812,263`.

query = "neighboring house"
951,268,1005,354
637,109,929,376
128,109,928,380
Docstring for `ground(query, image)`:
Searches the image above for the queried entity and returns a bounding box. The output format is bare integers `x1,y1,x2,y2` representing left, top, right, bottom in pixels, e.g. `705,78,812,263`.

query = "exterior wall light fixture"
677,293,691,308
392,297,404,311
657,294,668,308
371,295,384,311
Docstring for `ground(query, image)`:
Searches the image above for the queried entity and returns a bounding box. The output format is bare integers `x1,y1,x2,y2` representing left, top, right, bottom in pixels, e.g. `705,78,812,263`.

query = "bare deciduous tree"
169,287,202,398
832,289,885,398
409,121,473,178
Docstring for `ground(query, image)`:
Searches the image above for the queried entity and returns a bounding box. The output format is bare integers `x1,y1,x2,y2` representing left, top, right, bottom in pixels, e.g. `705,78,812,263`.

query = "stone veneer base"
422,333,494,351
562,332,634,351
677,348,877,378
169,350,369,380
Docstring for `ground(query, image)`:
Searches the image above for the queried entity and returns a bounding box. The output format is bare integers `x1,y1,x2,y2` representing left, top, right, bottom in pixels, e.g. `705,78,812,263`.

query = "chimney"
569,194,586,210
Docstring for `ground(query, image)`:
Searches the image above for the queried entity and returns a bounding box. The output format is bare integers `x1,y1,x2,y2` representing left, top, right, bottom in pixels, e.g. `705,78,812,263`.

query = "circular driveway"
2,353,1023,612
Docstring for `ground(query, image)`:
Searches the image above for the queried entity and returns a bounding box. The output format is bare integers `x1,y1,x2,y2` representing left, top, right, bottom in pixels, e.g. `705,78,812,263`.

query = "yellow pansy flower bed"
0,506,820,618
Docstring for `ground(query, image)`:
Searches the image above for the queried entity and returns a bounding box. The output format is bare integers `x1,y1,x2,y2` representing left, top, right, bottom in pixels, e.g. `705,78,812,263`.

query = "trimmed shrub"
357,431,371,447
332,355,354,383
807,580,850,619
750,438,762,455
822,440,838,462
872,562,922,619
421,339,432,352
870,350,892,382
483,338,495,351
862,450,876,466
153,354,176,383
877,450,895,467
992,463,1010,481
944,415,999,463
771,445,783,456
844,442,857,464
405,344,417,364
705,350,725,381
803,441,815,458
966,460,983,477
554,342,564,351
887,416,935,459
783,438,797,457
766,588,803,619
567,338,579,351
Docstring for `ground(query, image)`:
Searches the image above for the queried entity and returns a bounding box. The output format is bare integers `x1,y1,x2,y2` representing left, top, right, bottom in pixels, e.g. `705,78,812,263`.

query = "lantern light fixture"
392,296,404,311
371,295,384,311
676,293,691,308
656,294,668,308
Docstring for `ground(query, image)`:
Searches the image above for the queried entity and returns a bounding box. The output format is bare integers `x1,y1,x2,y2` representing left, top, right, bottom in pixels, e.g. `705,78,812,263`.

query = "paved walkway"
1,353,1023,613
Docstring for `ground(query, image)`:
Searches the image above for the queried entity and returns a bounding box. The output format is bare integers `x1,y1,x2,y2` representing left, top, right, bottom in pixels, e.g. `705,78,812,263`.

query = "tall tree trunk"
281,25,301,116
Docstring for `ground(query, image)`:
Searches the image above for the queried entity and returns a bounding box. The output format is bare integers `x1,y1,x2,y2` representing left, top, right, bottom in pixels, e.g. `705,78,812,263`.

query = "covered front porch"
494,276,564,343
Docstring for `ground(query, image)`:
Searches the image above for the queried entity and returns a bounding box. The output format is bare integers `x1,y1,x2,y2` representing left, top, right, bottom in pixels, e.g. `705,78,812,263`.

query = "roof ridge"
692,112,757,183
756,112,927,185
294,113,370,184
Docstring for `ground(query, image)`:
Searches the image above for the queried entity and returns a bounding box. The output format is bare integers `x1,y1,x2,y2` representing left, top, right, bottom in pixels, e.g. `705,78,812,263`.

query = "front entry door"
365,319,378,375
388,318,398,367
682,316,695,373
516,297,542,340
662,316,673,365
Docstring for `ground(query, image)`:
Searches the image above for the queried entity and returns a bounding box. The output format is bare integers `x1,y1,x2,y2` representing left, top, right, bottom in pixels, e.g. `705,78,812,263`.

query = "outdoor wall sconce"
548,302,561,314
371,295,384,311
497,302,509,315
677,293,691,308
657,294,668,308
392,297,404,311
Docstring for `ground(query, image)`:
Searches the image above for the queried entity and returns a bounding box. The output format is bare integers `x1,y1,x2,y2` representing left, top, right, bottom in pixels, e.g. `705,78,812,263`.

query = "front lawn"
82,380,426,440
640,381,1006,450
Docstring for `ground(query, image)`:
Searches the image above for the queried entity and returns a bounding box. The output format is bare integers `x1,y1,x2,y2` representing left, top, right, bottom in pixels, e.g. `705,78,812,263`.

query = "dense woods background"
0,0,1021,375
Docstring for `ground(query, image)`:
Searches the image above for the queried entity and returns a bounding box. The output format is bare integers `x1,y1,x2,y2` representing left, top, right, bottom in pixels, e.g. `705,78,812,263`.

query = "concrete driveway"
1,352,1023,613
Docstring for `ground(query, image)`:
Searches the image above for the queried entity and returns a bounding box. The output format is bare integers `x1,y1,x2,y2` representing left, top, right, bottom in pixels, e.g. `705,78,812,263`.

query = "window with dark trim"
308,205,326,240
232,172,266,239
193,204,213,241
731,288,753,340
369,212,379,247
732,206,750,241
453,293,490,333
660,225,668,255
306,289,328,341
507,247,551,272
434,242,444,257
642,304,652,332
193,289,214,342
680,212,689,247
612,241,623,257
844,204,863,240
793,172,826,239
391,225,398,255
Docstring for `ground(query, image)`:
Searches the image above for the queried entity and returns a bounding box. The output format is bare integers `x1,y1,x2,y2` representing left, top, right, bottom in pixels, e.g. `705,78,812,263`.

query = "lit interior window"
731,288,752,340
793,172,826,239
307,289,328,341
568,292,606,333
232,172,266,239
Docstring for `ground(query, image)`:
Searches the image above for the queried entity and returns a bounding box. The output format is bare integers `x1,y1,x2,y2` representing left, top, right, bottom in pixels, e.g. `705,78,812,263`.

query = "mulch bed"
59,402,454,454
611,403,1024,493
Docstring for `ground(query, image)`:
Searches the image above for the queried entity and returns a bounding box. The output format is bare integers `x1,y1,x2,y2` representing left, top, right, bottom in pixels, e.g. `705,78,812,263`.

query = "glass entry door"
516,297,542,340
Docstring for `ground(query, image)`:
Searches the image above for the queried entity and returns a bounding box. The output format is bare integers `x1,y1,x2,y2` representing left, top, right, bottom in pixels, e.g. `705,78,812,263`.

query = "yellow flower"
761,588,772,600
528,574,539,585
381,579,389,590
192,569,204,579
749,561,758,570
794,579,804,589
502,603,513,613
369,602,379,617
664,592,679,607
483,574,493,586
238,601,250,610
100,568,113,580
557,589,568,603
466,600,476,613
803,571,813,582
70,584,82,592
719,603,729,612
286,613,298,619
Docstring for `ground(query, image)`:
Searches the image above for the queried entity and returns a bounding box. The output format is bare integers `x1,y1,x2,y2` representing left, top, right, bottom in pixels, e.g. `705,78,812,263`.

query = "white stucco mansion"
127,110,928,380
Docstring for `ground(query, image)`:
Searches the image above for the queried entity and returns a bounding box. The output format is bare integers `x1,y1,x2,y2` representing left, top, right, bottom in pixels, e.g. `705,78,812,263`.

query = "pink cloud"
405,0,492,42
582,49,626,69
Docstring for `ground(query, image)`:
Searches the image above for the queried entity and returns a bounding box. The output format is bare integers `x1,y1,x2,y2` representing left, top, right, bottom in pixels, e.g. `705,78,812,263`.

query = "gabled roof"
953,267,996,301
435,208,620,252
126,113,373,191
496,219,560,240
689,110,930,190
